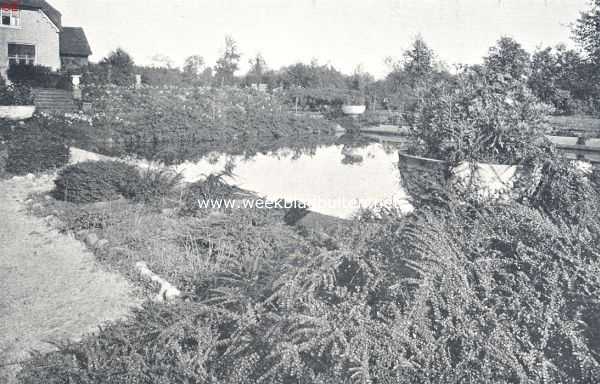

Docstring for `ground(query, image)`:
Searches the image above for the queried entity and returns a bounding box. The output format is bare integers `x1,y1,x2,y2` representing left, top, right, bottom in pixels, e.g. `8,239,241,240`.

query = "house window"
8,44,35,66
0,7,20,27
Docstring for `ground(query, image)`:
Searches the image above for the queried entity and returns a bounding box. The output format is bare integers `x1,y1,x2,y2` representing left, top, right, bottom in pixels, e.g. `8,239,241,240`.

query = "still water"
173,143,410,218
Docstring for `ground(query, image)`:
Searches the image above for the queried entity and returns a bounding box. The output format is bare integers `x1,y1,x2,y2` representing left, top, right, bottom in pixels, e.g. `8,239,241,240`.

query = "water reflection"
94,134,374,165
174,142,410,218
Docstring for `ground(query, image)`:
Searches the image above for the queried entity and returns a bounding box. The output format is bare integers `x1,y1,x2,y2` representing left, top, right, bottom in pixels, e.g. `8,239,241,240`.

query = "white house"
0,0,91,76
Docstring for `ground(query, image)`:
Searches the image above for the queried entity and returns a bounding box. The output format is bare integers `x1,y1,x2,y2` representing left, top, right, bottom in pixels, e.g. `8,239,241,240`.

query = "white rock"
157,282,181,302
135,261,181,302
84,233,99,247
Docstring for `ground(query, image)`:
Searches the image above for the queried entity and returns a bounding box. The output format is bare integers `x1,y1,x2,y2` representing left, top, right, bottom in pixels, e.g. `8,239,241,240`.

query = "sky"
51,0,590,78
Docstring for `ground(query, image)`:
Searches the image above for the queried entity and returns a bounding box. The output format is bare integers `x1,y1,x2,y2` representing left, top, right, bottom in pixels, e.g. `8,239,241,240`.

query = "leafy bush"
409,66,551,164
391,199,600,382
179,164,241,216
0,77,33,105
52,160,140,203
121,166,183,204
528,156,597,223
2,120,69,175
7,64,71,90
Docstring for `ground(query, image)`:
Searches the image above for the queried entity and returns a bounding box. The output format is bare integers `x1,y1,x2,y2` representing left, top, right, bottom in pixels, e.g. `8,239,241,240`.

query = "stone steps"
32,88,78,113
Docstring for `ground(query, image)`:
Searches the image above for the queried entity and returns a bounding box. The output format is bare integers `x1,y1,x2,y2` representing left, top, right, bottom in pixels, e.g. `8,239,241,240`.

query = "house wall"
0,9,60,76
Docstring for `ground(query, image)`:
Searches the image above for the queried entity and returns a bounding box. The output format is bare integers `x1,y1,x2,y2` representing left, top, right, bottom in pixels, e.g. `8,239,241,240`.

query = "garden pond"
169,142,410,218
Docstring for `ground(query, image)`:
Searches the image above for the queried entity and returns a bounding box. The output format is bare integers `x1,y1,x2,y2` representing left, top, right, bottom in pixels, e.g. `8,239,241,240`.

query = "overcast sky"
51,0,589,78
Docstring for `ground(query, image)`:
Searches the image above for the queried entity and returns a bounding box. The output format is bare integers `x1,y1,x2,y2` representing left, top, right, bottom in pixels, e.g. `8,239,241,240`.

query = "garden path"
0,174,139,383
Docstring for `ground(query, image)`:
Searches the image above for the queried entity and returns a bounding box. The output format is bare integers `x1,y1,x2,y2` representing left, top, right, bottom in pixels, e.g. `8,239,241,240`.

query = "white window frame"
0,7,20,28
8,43,35,66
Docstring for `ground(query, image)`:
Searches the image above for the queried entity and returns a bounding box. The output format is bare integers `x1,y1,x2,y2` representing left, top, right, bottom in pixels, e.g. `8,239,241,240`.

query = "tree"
100,48,135,85
484,37,531,81
245,53,267,86
571,0,600,112
183,55,205,82
573,0,600,64
149,54,174,69
280,60,347,89
348,64,374,93
101,48,135,69
215,36,241,86
528,44,596,114
402,35,435,87
380,37,446,111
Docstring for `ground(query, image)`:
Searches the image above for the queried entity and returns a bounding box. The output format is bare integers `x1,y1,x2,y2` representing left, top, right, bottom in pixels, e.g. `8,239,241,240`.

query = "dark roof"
60,27,92,57
0,0,61,29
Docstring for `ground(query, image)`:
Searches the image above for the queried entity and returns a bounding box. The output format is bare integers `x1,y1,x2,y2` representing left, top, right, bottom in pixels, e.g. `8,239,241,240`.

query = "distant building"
0,0,91,75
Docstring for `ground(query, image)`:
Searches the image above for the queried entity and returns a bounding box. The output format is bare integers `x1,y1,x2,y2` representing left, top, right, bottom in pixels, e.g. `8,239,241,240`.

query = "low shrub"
3,121,69,175
0,78,33,105
53,160,140,203
121,166,183,204
179,164,242,216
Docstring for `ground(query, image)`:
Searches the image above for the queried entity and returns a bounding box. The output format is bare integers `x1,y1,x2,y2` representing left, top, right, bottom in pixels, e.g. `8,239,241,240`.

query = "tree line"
84,1,600,116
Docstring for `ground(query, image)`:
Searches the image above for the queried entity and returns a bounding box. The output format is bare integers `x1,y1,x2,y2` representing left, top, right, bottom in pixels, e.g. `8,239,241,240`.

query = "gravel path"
0,174,139,383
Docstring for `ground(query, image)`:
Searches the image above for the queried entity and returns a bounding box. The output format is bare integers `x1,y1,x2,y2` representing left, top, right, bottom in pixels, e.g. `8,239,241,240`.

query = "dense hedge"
2,120,69,175
52,160,140,203
7,64,72,90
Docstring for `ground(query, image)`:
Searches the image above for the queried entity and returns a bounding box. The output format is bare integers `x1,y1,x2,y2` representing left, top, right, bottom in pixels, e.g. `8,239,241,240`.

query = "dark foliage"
7,64,72,90
409,66,550,164
52,160,140,203
2,119,69,175
121,167,183,204
179,164,241,216
0,79,34,106
79,86,338,162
